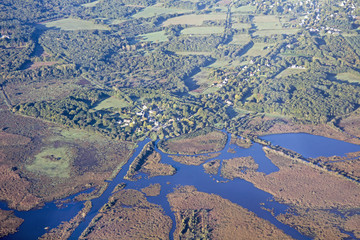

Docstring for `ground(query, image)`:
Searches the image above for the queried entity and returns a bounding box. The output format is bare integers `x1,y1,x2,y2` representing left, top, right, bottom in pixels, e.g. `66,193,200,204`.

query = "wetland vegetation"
1,0,360,238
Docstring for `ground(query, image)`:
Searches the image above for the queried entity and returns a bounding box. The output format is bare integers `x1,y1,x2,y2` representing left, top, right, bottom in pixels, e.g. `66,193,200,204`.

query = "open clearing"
132,5,191,18
229,34,251,45
26,146,73,178
81,0,100,7
232,22,251,30
254,15,282,30
186,67,219,95
94,96,132,111
231,5,256,13
163,13,226,26
275,67,307,78
42,18,110,31
244,42,275,57
255,28,299,36
175,51,212,56
336,71,360,83
5,78,82,105
139,30,168,42
181,26,224,35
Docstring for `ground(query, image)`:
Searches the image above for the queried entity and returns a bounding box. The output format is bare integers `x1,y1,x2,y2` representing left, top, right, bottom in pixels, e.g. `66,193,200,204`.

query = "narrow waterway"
3,132,360,240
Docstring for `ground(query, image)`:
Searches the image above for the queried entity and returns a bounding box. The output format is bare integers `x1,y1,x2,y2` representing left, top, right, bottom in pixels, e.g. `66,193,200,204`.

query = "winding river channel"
2,132,360,240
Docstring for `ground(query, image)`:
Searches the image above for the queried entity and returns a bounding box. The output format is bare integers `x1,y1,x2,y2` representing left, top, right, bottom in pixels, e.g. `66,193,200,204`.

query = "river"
2,132,360,240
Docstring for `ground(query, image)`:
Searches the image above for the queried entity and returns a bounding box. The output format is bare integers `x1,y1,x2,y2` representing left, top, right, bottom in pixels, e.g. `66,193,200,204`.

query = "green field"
94,96,132,111
232,5,256,13
181,26,224,35
244,42,274,57
232,22,251,30
82,0,100,7
163,13,226,26
26,146,73,178
43,18,110,31
276,67,307,78
140,30,168,42
229,34,251,45
336,71,360,83
176,51,212,56
254,15,282,30
133,5,191,18
188,68,216,95
255,28,299,36
111,19,126,25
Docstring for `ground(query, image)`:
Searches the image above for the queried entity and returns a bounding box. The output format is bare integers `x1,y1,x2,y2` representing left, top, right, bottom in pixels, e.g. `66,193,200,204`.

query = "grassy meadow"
94,96,132,111
163,13,226,26
133,5,191,18
139,30,168,42
181,26,224,35
276,68,307,79
43,18,110,31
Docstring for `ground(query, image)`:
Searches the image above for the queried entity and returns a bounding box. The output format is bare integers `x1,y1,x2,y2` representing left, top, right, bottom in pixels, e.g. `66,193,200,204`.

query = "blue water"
261,133,360,158
2,132,360,240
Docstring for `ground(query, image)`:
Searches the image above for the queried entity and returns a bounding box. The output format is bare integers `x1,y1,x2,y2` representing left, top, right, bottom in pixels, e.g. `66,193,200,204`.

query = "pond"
3,132,360,240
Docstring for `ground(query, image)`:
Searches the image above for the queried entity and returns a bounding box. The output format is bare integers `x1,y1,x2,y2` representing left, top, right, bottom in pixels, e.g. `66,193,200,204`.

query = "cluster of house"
117,104,161,131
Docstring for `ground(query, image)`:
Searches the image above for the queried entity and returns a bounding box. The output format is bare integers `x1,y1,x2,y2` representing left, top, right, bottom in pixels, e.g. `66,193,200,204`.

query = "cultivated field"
254,15,282,30
229,34,251,45
254,28,299,37
94,96,131,111
181,26,224,35
139,30,168,42
231,22,251,30
275,67,307,79
133,5,191,18
42,18,110,31
336,71,360,83
163,13,226,26
81,0,100,8
231,5,256,13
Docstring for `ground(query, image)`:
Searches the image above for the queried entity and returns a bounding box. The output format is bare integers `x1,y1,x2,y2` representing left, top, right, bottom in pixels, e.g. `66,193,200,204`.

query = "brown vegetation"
5,78,82,105
125,142,175,180
29,61,58,69
167,186,292,240
0,209,24,238
229,149,360,209
39,201,92,240
0,165,42,210
141,183,161,197
230,135,252,148
203,159,221,175
339,112,360,141
277,208,360,240
171,152,221,166
0,111,133,210
221,157,259,180
0,132,31,146
158,128,227,155
80,189,171,239
312,151,360,181
141,151,176,177
218,147,360,239
257,117,360,145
